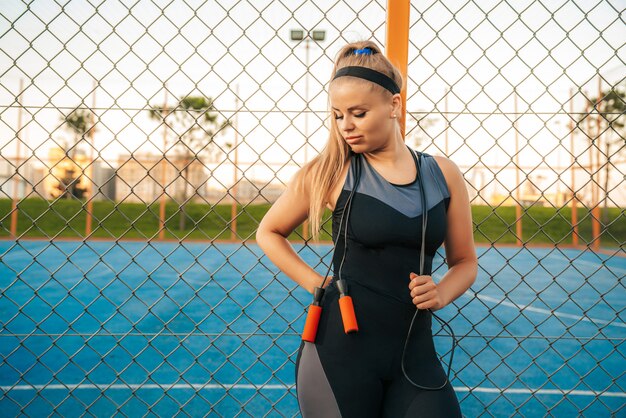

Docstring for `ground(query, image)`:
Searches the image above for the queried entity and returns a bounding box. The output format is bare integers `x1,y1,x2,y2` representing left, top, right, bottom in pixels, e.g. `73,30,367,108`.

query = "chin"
348,145,364,153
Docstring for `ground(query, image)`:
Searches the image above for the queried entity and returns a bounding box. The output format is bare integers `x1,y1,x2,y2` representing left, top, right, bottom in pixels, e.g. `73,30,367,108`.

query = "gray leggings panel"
296,341,342,418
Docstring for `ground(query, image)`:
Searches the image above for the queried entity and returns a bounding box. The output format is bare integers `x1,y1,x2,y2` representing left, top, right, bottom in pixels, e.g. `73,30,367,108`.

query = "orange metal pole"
592,76,602,250
385,0,410,139
10,79,24,238
584,91,593,247
231,84,240,241
569,88,578,246
85,80,97,236
159,87,169,240
444,88,449,156
514,93,522,246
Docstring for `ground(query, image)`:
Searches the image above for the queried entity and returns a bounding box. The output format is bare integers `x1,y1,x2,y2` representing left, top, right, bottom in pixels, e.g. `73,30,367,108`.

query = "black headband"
332,66,400,95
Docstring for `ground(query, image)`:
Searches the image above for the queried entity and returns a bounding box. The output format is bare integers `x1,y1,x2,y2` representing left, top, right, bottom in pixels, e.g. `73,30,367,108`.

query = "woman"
256,40,477,417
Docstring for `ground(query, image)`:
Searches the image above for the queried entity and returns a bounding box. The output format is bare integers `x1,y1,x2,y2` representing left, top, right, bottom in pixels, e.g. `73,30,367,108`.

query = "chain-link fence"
0,0,624,416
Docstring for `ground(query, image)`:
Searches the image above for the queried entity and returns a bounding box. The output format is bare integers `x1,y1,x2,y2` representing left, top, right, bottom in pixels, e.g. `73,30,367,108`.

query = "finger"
410,280,436,295
408,275,432,289
416,299,436,310
411,281,437,295
412,289,438,307
411,288,437,303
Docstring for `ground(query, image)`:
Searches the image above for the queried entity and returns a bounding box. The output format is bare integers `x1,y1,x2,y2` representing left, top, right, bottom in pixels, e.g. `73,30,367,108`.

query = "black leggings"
295,278,462,418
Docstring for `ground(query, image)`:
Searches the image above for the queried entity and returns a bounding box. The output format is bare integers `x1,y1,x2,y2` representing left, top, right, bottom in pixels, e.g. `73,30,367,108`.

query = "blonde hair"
291,39,405,241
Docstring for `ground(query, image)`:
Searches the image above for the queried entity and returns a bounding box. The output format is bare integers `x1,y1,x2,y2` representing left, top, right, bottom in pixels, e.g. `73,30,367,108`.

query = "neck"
364,129,408,166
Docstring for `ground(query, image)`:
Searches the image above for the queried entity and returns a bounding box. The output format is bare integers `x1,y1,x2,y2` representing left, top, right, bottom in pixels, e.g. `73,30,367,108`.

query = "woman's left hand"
408,272,444,311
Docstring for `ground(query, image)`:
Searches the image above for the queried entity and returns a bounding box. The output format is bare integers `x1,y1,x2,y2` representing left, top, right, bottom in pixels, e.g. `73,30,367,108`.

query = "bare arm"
256,170,326,295
408,156,478,310
436,156,478,307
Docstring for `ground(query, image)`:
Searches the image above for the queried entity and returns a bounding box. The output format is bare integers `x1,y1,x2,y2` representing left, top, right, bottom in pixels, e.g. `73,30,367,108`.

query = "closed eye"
335,112,367,120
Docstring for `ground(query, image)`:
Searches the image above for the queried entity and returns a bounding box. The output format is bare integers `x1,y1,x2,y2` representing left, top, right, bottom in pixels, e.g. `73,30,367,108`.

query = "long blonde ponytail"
292,39,405,242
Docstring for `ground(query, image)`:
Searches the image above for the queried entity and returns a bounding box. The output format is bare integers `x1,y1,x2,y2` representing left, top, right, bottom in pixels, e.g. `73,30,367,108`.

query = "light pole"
290,28,325,241
290,29,325,165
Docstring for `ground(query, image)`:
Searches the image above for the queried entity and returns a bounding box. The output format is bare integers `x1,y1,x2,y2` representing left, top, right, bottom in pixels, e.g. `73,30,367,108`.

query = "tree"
149,95,232,231
59,107,96,199
579,84,625,225
54,167,87,200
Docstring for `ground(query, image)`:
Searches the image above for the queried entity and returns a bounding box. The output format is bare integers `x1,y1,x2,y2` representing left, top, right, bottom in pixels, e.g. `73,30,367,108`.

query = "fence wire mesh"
0,0,624,416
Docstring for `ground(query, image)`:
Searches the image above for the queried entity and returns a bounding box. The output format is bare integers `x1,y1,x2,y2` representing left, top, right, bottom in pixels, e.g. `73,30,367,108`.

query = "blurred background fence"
0,0,624,416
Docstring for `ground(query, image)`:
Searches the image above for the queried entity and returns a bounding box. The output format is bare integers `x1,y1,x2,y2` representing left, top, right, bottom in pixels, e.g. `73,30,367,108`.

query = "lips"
345,136,362,143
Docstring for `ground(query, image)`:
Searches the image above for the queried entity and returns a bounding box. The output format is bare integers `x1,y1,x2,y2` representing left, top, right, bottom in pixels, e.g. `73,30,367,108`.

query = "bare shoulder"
430,154,464,193
257,165,312,238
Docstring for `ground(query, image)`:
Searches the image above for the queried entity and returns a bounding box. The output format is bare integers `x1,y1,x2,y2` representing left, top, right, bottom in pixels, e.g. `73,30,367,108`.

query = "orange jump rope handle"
335,279,358,334
302,286,326,342
302,304,322,342
339,295,358,333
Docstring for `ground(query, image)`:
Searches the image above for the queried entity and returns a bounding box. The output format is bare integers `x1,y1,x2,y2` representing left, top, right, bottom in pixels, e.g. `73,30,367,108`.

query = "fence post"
514,92,522,245
10,78,24,238
592,76,602,250
159,87,168,240
569,88,579,247
444,88,449,156
230,83,240,241
85,80,97,236
385,0,410,139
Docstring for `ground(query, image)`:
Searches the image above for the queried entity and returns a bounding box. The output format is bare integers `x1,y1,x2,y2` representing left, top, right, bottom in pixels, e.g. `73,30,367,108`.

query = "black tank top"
331,145,451,306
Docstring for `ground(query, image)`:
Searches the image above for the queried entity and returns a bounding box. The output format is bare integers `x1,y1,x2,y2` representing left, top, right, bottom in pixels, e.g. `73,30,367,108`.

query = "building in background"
0,157,45,199
91,160,116,202
115,153,208,204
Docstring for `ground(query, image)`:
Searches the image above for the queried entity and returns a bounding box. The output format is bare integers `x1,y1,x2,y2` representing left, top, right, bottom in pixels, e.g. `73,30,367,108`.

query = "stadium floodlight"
312,30,326,41
290,29,305,41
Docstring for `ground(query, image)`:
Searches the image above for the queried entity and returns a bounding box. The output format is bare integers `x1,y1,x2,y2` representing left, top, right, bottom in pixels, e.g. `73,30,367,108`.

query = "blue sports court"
1,240,623,416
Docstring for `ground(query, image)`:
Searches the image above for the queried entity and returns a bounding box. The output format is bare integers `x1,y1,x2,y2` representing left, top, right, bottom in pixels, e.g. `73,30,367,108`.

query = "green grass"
0,198,622,247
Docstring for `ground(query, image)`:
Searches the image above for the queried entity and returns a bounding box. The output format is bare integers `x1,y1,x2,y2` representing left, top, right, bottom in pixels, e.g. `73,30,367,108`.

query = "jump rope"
301,149,457,390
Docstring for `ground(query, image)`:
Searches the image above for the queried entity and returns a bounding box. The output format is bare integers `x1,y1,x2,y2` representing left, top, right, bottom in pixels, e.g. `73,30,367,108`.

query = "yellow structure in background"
44,147,91,200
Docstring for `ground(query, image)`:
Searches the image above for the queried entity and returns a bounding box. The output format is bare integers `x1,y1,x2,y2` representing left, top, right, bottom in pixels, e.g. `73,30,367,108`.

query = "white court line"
465,291,626,329
453,387,626,398
1,384,624,398
546,252,626,275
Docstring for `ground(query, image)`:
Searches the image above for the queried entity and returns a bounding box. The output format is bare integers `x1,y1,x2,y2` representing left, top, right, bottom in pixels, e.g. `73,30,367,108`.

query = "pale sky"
0,0,624,204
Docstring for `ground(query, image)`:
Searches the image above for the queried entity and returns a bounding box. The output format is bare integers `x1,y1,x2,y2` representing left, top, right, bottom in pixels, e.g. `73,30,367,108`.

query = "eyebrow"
331,104,369,111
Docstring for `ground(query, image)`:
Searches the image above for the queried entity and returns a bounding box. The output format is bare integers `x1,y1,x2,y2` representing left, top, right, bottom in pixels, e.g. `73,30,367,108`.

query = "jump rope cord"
318,151,456,390
319,153,361,289
400,149,457,390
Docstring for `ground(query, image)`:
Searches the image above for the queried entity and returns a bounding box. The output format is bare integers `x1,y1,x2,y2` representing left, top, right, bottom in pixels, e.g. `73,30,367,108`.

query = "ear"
390,93,402,116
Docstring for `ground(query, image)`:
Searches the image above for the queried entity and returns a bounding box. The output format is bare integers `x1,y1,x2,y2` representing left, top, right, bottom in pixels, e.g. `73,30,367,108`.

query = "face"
329,78,400,152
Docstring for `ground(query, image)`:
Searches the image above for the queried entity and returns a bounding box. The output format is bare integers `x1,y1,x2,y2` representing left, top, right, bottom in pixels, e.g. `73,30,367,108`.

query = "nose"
339,115,355,133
